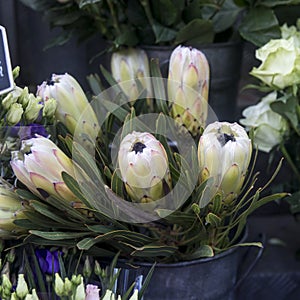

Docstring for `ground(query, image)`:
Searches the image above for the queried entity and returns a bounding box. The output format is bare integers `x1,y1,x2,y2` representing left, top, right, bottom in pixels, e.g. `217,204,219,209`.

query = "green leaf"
115,27,139,47
286,192,300,215
150,59,168,114
78,0,103,9
152,23,177,43
138,262,156,300
43,31,73,51
209,0,242,33
129,243,177,257
87,73,103,95
29,200,83,227
111,169,124,198
77,229,155,250
175,19,214,45
239,7,281,46
155,209,195,225
205,212,222,227
98,98,129,123
62,171,94,209
186,245,214,260
151,0,178,26
271,95,299,135
16,189,40,201
29,230,91,240
24,235,77,246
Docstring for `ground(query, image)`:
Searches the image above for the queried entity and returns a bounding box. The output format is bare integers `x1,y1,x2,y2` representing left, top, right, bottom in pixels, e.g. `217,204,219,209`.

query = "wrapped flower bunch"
0,45,286,298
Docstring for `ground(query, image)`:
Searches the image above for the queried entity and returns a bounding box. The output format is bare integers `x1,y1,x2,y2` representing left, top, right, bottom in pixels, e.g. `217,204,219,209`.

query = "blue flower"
35,249,61,274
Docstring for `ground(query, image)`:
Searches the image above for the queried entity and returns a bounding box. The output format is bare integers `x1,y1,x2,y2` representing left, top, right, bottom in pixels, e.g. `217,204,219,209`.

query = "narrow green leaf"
205,212,222,227
129,243,177,257
150,59,168,114
111,169,124,198
30,230,91,240
30,200,83,226
138,262,156,300
86,73,103,95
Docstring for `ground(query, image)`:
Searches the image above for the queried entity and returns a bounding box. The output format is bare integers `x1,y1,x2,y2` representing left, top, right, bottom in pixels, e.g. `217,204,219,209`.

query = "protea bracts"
118,131,171,203
168,45,210,136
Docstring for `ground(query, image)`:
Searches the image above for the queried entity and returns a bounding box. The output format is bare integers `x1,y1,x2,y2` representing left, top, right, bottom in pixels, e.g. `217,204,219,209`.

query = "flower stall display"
0,45,286,299
240,20,300,204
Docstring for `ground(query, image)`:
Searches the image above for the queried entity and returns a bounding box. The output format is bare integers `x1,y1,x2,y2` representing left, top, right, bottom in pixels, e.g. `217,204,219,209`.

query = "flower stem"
106,0,121,35
280,143,300,184
139,0,155,27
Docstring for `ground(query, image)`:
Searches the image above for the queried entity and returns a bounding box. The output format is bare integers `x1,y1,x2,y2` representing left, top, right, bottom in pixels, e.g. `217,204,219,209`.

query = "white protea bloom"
10,136,78,203
37,73,100,149
198,122,252,203
111,48,152,103
168,45,210,136
118,131,171,203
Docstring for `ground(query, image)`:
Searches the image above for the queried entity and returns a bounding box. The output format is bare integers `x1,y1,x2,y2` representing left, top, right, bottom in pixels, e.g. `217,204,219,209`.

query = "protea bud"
37,73,100,148
0,185,26,237
198,122,252,203
118,131,171,203
10,136,78,203
168,45,210,136
111,48,152,103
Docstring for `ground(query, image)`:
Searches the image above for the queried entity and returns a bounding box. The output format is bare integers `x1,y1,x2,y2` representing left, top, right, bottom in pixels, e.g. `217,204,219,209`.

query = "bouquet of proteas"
0,45,286,271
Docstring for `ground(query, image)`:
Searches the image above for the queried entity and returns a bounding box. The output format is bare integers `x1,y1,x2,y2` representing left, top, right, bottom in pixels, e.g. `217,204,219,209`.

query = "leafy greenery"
18,0,300,50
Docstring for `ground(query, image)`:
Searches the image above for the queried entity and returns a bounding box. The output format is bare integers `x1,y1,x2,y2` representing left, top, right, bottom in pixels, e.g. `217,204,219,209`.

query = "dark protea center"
132,142,146,154
217,133,236,147
46,79,55,86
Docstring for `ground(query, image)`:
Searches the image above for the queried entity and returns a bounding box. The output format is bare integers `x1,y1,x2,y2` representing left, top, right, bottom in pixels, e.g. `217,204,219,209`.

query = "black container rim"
118,226,249,269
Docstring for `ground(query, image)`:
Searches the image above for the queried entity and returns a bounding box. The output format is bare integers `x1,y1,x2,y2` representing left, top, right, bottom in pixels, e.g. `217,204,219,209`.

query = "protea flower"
0,185,26,237
118,131,171,203
10,136,78,203
111,48,152,103
168,45,210,136
198,122,252,203
37,73,100,148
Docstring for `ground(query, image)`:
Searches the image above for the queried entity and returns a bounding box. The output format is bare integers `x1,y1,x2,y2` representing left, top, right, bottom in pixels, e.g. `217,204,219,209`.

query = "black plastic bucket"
114,229,262,300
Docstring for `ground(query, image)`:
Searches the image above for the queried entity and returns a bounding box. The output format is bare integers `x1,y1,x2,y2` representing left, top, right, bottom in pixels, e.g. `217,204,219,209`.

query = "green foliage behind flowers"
18,0,300,51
